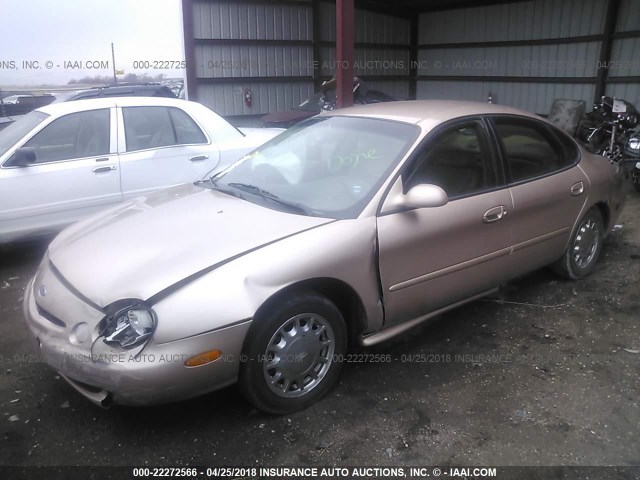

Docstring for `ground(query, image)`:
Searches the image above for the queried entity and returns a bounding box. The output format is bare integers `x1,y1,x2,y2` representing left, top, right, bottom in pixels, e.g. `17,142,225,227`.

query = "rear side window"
169,108,207,144
493,117,577,183
123,106,207,152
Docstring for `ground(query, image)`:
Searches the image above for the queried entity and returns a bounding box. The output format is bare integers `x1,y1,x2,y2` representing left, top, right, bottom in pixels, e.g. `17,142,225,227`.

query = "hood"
48,183,331,308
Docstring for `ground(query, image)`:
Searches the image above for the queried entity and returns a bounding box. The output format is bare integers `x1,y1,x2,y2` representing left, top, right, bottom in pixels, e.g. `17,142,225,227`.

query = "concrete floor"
0,190,639,470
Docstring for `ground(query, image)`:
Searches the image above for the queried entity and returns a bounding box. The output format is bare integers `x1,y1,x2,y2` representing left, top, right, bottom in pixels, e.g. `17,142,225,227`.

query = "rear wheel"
239,292,347,414
553,207,604,280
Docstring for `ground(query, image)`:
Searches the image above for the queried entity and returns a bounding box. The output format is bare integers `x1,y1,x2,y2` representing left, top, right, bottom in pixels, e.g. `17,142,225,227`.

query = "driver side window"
22,109,110,164
405,120,498,199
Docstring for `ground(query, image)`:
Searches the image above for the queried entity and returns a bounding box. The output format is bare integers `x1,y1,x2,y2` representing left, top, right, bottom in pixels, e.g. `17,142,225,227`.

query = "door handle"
94,157,110,162
189,155,208,162
570,181,584,196
483,205,508,224
92,165,117,173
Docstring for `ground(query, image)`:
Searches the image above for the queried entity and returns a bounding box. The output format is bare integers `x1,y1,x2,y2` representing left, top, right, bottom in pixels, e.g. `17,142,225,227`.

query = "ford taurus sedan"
0,97,282,243
23,100,625,414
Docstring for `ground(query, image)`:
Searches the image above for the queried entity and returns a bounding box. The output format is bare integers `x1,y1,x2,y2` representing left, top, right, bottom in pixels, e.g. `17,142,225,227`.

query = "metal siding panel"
610,37,640,77
617,0,640,32
417,80,596,114
417,42,599,77
197,81,314,116
318,2,335,42
194,45,313,78
606,82,640,106
320,46,335,76
418,0,606,45
364,80,410,99
353,49,410,76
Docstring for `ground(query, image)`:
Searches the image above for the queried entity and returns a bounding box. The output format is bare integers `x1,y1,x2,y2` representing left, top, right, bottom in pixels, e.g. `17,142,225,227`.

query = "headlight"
627,136,640,151
102,306,156,348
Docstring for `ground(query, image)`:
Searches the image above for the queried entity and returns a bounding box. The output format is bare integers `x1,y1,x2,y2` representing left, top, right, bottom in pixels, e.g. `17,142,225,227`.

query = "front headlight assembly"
100,304,156,349
627,136,640,152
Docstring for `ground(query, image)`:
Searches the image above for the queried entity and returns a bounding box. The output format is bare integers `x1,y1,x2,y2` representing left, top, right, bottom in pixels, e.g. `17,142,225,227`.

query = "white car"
1,94,33,104
0,97,283,243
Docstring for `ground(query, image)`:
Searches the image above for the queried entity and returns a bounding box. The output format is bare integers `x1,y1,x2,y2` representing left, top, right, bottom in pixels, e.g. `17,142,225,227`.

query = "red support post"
336,0,354,108
182,0,198,101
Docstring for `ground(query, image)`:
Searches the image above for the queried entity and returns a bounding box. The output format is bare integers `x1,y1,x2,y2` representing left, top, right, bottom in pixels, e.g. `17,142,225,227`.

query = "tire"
552,207,604,280
634,179,640,193
239,291,347,414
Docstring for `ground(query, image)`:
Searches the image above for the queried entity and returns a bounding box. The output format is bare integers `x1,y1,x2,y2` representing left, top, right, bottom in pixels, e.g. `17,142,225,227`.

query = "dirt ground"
0,188,638,471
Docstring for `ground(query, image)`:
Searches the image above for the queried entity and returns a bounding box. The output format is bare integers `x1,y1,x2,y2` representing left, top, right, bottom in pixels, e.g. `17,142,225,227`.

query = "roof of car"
68,84,176,100
36,96,195,116
325,100,541,128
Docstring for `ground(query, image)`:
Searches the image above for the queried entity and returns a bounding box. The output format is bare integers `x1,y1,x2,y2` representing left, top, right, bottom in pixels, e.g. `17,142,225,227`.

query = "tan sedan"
24,101,625,414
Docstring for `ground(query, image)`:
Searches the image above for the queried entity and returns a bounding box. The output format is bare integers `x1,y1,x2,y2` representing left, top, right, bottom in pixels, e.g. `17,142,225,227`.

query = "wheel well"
254,278,368,346
594,202,610,231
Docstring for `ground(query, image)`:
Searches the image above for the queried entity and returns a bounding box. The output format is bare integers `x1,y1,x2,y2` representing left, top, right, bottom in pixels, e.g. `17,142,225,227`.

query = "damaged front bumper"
23,258,251,407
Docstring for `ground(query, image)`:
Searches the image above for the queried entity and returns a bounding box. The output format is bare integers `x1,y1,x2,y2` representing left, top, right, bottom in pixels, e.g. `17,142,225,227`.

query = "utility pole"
111,43,118,86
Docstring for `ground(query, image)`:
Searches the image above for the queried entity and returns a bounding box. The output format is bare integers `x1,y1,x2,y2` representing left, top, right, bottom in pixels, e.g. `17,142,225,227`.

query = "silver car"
0,97,282,243
23,101,626,414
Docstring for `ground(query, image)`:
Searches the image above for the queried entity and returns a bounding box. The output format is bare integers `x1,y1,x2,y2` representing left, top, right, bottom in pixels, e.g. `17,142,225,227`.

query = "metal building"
181,0,640,121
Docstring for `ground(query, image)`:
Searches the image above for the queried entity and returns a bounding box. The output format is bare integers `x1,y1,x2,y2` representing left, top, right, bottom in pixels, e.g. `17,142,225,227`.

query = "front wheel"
552,207,604,280
239,292,347,414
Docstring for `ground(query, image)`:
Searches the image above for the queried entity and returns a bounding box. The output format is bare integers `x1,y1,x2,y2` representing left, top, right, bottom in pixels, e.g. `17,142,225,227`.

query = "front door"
377,118,513,325
0,107,121,241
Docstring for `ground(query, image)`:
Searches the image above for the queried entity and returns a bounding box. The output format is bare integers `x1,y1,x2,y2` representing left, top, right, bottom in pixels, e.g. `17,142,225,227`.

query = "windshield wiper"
194,176,245,199
227,182,319,216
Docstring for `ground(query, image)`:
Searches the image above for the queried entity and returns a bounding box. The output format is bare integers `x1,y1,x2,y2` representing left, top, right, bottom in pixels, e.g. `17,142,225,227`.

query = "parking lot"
1,189,639,468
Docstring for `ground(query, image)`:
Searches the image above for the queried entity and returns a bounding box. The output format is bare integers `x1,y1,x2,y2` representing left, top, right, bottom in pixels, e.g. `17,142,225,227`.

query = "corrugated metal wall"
417,81,597,114
192,0,315,117
417,0,607,114
605,0,640,106
188,0,639,119
190,0,410,118
317,2,411,99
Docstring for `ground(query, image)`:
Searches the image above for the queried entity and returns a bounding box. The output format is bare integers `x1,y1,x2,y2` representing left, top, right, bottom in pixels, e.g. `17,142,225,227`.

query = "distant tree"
69,75,113,86
123,73,139,83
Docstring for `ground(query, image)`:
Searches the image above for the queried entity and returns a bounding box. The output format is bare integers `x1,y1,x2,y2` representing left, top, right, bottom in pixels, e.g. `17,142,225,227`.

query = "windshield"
0,110,49,159
206,116,419,219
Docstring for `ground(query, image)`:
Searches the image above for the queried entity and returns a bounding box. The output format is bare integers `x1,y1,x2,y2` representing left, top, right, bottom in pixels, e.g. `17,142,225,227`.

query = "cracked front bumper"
23,262,252,406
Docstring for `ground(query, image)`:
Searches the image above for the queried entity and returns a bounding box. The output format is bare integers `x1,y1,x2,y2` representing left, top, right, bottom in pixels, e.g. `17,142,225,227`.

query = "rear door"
0,107,121,241
377,118,514,325
488,115,587,275
117,105,220,199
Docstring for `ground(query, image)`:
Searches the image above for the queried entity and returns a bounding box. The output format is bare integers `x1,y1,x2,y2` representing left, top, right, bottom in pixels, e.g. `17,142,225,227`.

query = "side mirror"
381,177,449,214
403,184,449,209
9,147,37,167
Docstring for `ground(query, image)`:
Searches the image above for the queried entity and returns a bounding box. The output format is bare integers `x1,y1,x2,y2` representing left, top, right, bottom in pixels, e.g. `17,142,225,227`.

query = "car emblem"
38,285,47,297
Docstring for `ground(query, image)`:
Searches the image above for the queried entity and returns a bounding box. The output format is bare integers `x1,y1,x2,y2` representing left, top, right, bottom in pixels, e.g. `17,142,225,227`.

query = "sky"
0,0,185,87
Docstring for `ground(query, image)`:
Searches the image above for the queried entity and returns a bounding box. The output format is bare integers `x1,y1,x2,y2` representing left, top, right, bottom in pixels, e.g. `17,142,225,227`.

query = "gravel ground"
0,189,638,470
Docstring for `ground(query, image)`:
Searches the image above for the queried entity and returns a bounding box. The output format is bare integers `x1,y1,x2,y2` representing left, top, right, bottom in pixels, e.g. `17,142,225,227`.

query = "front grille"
36,304,66,328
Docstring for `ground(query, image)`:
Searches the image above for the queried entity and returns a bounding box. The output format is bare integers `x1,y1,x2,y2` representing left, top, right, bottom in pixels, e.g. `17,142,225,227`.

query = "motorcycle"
575,96,639,163
624,131,640,192
262,77,396,128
